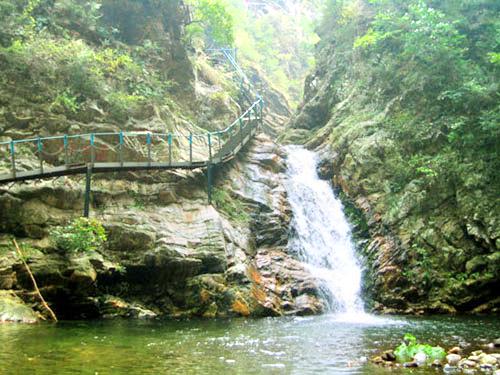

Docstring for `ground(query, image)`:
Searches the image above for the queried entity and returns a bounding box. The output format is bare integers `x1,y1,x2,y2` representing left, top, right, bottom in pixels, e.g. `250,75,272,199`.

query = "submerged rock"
99,296,157,319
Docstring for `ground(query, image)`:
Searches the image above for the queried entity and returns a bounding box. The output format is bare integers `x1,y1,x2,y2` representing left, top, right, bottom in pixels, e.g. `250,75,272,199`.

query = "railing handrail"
0,98,263,147
0,47,265,188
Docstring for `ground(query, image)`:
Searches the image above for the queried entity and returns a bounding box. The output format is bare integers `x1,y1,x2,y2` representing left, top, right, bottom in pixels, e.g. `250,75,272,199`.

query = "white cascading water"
285,146,364,315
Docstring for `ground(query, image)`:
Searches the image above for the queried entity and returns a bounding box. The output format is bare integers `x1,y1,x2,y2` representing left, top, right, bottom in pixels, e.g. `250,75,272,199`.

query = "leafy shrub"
50,218,107,253
105,92,145,122
394,334,446,363
51,90,80,113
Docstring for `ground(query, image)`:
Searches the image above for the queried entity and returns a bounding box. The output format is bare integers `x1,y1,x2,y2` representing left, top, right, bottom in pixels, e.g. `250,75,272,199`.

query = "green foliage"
186,0,234,46
51,90,79,113
314,0,500,302
212,188,250,223
224,0,319,106
394,334,446,363
0,33,171,123
50,218,107,253
105,92,145,122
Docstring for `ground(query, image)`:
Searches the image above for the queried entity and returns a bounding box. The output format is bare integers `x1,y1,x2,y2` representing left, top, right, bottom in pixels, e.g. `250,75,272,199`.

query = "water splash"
285,146,364,314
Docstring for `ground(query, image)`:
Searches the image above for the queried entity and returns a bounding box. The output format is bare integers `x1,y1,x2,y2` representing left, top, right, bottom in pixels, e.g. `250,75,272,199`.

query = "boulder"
0,291,38,323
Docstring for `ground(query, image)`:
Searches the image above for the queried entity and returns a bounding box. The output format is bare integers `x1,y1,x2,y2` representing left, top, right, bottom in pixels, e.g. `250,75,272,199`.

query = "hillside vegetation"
289,0,499,313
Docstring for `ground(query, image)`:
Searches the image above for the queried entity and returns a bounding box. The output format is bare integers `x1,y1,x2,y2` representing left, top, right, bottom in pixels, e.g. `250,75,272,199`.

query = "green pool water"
0,314,498,374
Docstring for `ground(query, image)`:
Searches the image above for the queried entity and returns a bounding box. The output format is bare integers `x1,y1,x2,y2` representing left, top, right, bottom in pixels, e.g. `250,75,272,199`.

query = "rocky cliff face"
0,0,325,322
0,134,323,321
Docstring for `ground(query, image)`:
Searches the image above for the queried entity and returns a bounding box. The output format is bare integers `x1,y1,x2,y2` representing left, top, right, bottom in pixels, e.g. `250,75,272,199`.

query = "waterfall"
285,146,364,314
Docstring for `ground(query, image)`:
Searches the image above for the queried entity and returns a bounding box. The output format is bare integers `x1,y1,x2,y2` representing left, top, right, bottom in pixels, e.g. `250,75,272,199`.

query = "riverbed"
1,314,498,374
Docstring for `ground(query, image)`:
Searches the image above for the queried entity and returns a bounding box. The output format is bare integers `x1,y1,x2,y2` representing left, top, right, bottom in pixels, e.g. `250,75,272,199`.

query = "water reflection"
0,314,498,374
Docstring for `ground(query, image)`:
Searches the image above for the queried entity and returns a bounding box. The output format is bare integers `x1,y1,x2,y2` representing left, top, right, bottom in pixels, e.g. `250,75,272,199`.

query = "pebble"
462,359,478,368
480,364,493,371
448,346,462,354
432,359,443,367
494,338,500,348
444,364,458,373
481,354,498,365
447,354,462,366
403,361,418,368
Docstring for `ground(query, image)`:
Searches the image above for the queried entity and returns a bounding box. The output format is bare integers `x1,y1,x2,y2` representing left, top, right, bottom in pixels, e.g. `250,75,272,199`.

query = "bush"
50,218,107,252
394,334,446,363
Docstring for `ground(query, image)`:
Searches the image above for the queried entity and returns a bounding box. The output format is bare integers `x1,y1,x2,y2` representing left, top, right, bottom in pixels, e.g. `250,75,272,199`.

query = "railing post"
189,133,193,165
83,164,92,218
90,133,95,166
64,135,69,167
208,133,212,163
37,137,43,174
217,132,222,153
168,134,172,166
10,141,16,178
239,117,244,146
146,132,152,166
260,98,264,127
207,163,214,204
119,131,124,167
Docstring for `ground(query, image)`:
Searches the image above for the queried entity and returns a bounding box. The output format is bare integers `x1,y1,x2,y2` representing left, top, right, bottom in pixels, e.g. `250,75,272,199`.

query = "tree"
186,0,234,47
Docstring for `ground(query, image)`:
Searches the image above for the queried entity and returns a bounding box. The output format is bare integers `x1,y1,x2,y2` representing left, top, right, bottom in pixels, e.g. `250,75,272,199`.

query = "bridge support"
207,163,214,204
83,164,92,218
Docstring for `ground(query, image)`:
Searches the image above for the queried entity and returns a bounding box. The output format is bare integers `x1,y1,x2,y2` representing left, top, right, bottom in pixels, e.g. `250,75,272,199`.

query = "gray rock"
480,354,497,365
447,354,462,366
462,360,477,368
414,352,427,365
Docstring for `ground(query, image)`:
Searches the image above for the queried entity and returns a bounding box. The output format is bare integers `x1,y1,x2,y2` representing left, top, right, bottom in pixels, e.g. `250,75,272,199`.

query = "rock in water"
414,352,427,365
462,360,477,368
446,354,461,366
431,360,443,367
0,291,38,323
480,354,497,365
403,362,418,368
448,346,462,354
381,350,396,362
